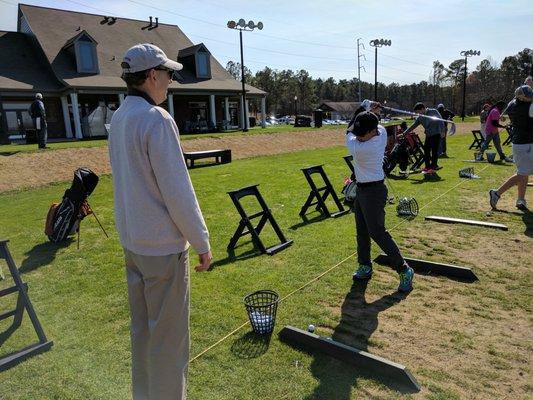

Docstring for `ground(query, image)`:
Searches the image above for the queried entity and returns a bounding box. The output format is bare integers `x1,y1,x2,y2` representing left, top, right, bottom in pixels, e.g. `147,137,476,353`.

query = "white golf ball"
307,324,315,333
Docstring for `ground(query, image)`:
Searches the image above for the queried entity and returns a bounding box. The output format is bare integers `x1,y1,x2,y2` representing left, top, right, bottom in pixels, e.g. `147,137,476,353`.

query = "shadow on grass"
209,246,260,270
289,213,328,230
19,239,73,274
231,331,271,359
305,280,414,398
411,173,444,184
522,210,533,238
0,151,20,156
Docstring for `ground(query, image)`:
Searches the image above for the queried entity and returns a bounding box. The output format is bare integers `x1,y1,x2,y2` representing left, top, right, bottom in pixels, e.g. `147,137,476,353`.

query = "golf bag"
383,141,410,175
45,168,99,243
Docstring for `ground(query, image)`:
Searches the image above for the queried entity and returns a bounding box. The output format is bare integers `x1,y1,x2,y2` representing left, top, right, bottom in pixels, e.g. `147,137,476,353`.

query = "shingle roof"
0,31,63,92
19,4,265,95
319,101,361,113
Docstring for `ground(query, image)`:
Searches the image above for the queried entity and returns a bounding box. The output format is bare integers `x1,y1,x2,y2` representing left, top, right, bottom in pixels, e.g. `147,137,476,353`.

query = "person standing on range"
29,93,47,149
436,103,454,157
476,101,513,162
346,104,414,293
401,102,445,175
109,43,212,400
489,85,533,211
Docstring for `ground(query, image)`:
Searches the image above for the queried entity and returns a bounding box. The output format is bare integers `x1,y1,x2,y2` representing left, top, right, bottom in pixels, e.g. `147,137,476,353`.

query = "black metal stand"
299,165,349,219
0,240,53,371
227,185,293,256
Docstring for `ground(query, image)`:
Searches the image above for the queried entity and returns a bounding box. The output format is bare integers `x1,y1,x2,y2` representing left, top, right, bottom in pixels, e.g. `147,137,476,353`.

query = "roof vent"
148,17,159,30
142,16,153,30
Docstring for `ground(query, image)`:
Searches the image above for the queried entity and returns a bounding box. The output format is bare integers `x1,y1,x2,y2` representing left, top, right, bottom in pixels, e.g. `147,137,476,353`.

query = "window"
196,52,210,78
73,39,99,74
78,42,96,71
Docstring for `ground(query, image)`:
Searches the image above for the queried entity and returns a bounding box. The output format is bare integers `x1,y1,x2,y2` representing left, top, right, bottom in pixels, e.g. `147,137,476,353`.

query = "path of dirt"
0,123,479,193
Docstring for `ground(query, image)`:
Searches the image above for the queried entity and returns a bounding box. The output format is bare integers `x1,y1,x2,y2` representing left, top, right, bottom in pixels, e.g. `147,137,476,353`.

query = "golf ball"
307,324,315,333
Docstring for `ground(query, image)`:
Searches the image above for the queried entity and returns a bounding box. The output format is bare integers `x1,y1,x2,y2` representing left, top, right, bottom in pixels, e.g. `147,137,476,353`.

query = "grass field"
0,134,531,399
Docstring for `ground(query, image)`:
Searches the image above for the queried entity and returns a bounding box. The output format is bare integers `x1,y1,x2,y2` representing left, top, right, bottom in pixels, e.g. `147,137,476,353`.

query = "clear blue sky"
1,0,531,85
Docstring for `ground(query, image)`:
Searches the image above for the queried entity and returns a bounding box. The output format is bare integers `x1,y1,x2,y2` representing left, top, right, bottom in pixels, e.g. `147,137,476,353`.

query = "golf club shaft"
370,102,456,125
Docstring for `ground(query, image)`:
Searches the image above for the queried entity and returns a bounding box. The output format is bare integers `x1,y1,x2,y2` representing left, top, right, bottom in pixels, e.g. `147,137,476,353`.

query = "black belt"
356,180,384,188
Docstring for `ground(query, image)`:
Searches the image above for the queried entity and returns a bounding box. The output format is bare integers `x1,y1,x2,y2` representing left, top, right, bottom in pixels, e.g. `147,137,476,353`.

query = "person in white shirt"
109,43,212,400
346,107,414,292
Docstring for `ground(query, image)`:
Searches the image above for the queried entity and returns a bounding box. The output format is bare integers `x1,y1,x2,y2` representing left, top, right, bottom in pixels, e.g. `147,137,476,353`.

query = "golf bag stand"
227,185,293,256
0,240,53,371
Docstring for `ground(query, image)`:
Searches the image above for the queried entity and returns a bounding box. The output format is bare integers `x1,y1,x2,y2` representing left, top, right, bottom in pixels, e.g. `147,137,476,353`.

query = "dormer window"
196,51,210,78
178,43,212,80
62,30,99,74
76,41,97,73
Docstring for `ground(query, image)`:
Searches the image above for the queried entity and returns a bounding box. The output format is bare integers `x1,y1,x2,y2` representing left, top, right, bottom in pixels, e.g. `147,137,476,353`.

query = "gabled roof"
178,43,210,58
62,30,98,50
18,4,265,95
319,101,361,113
0,31,63,92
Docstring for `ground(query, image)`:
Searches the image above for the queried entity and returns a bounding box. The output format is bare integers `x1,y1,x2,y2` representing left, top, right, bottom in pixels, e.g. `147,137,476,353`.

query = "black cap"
352,111,379,136
414,102,426,111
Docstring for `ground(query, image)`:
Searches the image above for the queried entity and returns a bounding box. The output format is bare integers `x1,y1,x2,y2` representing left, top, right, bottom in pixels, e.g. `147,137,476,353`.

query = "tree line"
226,48,532,117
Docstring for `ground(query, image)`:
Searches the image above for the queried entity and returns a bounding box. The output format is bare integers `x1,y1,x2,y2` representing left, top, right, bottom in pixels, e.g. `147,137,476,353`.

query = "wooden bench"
183,149,231,168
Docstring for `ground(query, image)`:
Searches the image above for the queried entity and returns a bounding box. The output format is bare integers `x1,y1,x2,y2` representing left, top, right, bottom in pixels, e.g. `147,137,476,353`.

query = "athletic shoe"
426,169,435,174
398,266,414,293
353,264,372,280
503,156,514,163
421,168,429,174
489,189,500,209
475,154,484,162
516,199,529,211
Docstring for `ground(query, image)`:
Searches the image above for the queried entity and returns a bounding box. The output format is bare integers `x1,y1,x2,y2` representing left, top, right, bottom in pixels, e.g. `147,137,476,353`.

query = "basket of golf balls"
244,290,279,335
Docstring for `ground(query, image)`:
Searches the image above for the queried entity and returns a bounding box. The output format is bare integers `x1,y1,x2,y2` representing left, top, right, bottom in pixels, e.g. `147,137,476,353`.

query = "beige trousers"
124,249,190,400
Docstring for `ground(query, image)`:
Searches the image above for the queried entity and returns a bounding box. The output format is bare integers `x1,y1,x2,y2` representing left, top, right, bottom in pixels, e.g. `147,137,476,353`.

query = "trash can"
244,290,279,334
314,109,323,128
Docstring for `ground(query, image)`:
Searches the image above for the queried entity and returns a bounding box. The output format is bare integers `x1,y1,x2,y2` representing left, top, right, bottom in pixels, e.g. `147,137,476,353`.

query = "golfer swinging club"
346,103,414,292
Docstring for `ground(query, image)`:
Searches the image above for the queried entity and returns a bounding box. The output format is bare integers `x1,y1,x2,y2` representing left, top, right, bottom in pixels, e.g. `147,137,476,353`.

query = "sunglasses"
153,66,175,80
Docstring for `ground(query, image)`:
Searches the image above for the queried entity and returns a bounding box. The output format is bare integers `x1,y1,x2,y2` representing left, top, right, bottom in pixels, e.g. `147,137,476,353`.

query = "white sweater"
109,95,210,256
345,125,387,183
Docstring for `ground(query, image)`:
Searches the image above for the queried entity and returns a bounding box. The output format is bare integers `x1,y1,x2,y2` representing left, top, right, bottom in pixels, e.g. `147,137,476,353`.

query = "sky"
0,0,531,85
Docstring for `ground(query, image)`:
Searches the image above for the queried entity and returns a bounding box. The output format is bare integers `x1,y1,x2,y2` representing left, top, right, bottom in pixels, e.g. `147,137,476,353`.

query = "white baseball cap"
122,43,183,73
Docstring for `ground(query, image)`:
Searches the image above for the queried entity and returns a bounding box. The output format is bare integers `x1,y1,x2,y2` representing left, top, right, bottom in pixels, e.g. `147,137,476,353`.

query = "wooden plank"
374,255,478,282
425,215,508,231
279,326,420,393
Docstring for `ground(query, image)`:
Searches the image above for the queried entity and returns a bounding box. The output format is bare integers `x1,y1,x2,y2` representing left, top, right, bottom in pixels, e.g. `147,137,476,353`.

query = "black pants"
354,183,405,270
424,134,440,169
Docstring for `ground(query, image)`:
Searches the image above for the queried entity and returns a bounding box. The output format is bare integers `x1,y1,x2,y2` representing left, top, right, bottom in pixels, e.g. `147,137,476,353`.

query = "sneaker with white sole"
353,264,372,280
503,156,514,163
516,199,529,211
489,189,500,209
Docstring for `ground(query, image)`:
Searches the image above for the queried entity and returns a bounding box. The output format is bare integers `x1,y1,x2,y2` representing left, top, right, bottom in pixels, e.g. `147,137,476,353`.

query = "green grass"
0,134,531,399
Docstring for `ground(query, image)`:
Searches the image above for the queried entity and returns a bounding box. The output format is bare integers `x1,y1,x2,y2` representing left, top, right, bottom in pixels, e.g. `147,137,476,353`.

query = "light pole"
227,19,263,132
369,38,391,101
460,49,480,121
294,95,298,118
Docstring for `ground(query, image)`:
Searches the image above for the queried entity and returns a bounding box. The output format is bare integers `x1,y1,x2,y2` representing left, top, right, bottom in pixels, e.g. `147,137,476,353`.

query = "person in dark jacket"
29,93,47,149
489,84,533,211
437,103,454,157
402,102,445,174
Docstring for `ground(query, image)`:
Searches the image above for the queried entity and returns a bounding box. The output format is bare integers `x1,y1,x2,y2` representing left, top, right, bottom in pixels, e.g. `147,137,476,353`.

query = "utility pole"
460,49,480,121
356,38,366,102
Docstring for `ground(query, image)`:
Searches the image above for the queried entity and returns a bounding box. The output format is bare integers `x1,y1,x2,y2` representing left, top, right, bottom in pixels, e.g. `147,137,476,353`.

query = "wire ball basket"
396,197,419,217
243,290,279,335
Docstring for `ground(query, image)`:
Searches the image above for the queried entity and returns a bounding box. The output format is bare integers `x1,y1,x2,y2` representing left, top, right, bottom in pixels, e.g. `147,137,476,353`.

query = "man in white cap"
29,93,47,148
109,43,212,400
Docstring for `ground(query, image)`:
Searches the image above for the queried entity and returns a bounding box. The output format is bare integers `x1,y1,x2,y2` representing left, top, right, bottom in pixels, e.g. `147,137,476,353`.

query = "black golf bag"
45,168,99,243
383,141,410,175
